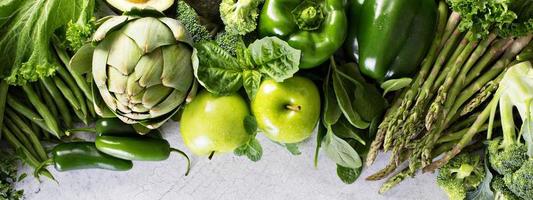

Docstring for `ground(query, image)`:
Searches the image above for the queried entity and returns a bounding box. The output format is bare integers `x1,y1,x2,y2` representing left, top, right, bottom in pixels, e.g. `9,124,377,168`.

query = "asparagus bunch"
365,0,533,193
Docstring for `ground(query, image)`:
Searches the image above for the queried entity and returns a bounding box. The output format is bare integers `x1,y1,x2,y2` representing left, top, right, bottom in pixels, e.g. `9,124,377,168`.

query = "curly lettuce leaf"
0,0,93,85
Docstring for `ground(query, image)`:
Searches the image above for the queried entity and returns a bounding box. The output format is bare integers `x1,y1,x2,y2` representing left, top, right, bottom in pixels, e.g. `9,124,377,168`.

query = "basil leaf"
314,123,327,167
243,115,258,136
331,117,366,145
234,138,263,162
193,42,244,95
285,143,301,155
243,70,262,99
322,128,362,168
336,165,361,184
323,65,342,126
521,115,532,157
332,67,369,129
381,78,412,96
249,37,300,82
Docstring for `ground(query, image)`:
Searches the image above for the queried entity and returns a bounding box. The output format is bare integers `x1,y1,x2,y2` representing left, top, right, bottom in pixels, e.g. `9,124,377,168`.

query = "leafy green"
220,0,262,35
381,78,412,96
336,165,361,184
0,152,24,200
193,37,300,98
0,0,94,85
448,0,533,39
284,143,301,156
322,128,362,169
234,138,263,161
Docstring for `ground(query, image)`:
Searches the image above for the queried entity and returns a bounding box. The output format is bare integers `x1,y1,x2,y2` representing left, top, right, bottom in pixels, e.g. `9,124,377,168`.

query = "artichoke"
91,9,196,129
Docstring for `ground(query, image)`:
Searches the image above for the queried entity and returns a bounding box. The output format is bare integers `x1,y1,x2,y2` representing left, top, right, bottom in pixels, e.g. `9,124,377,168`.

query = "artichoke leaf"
92,16,129,42
69,44,95,75
142,85,173,108
107,67,129,94
93,32,116,87
134,48,164,88
161,44,194,90
158,17,193,45
121,17,176,53
107,33,143,75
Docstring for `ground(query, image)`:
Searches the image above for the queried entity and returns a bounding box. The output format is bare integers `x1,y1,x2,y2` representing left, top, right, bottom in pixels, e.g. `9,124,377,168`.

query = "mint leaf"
243,115,258,136
285,143,301,155
336,165,361,184
234,138,263,162
243,70,262,99
193,42,244,95
249,37,300,82
322,128,362,169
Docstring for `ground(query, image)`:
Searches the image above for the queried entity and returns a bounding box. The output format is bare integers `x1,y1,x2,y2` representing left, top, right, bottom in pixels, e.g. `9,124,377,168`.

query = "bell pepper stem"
171,148,191,176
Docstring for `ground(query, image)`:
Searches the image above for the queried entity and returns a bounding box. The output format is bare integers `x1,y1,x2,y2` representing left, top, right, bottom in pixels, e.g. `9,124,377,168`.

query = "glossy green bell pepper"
49,142,133,171
344,0,364,62
357,0,437,81
259,0,347,69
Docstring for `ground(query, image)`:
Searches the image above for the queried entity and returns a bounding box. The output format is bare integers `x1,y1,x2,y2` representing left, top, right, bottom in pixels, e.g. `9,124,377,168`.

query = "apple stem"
208,151,215,160
286,104,302,112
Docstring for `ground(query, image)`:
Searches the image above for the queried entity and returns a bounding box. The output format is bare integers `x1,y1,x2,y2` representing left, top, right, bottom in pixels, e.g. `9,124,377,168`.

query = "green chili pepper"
357,0,437,81
95,136,190,175
258,0,347,69
39,142,133,172
66,118,162,138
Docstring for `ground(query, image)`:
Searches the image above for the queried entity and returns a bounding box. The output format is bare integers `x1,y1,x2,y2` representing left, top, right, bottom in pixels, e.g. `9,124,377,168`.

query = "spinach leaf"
314,122,327,167
381,78,412,96
323,65,342,126
332,65,369,129
331,116,366,145
336,165,361,184
285,143,302,156
193,42,243,95
249,37,300,82
322,128,362,169
234,138,263,162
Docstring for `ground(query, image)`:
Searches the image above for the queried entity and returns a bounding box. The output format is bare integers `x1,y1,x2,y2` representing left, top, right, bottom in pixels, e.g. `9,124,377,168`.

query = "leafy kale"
0,152,24,200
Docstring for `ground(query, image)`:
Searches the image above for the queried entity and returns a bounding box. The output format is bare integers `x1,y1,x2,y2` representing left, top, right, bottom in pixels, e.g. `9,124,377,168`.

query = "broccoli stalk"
436,153,485,200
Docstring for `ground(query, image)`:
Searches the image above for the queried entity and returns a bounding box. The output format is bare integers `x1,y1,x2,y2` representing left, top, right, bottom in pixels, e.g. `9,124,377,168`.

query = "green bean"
7,94,54,134
41,77,73,128
0,80,8,140
56,65,88,120
54,44,93,102
53,76,80,110
6,108,48,161
21,85,61,137
5,118,38,158
38,82,59,121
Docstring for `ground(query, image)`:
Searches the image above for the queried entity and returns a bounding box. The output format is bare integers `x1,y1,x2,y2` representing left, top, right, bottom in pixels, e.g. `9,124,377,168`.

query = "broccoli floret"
214,31,240,56
176,0,213,43
219,0,262,35
488,138,528,175
437,153,485,200
492,176,521,200
504,159,533,200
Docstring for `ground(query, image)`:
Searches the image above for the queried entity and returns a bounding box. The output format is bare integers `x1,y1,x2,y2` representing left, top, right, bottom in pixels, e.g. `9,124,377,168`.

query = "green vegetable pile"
0,0,531,199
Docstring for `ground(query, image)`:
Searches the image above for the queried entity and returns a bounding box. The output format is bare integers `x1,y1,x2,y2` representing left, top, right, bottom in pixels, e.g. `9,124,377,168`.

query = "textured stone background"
17,122,447,200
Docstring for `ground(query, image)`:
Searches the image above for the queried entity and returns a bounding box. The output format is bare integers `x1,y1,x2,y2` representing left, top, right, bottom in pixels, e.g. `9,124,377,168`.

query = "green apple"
180,90,251,156
251,76,321,144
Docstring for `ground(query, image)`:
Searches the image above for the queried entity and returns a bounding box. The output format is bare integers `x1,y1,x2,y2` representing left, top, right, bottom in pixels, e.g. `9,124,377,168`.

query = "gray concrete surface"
17,122,447,200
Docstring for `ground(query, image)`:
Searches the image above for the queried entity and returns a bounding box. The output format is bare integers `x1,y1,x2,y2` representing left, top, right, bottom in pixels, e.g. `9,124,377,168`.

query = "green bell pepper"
344,0,364,62
259,0,347,69
357,0,437,81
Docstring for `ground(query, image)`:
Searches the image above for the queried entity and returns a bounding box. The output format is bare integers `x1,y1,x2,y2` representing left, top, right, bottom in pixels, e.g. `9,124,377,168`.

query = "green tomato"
180,91,251,156
252,76,321,143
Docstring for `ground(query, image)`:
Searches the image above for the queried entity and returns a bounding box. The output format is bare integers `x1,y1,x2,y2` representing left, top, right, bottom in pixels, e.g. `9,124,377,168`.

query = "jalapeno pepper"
40,142,133,172
357,0,437,81
95,136,190,175
258,0,348,69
